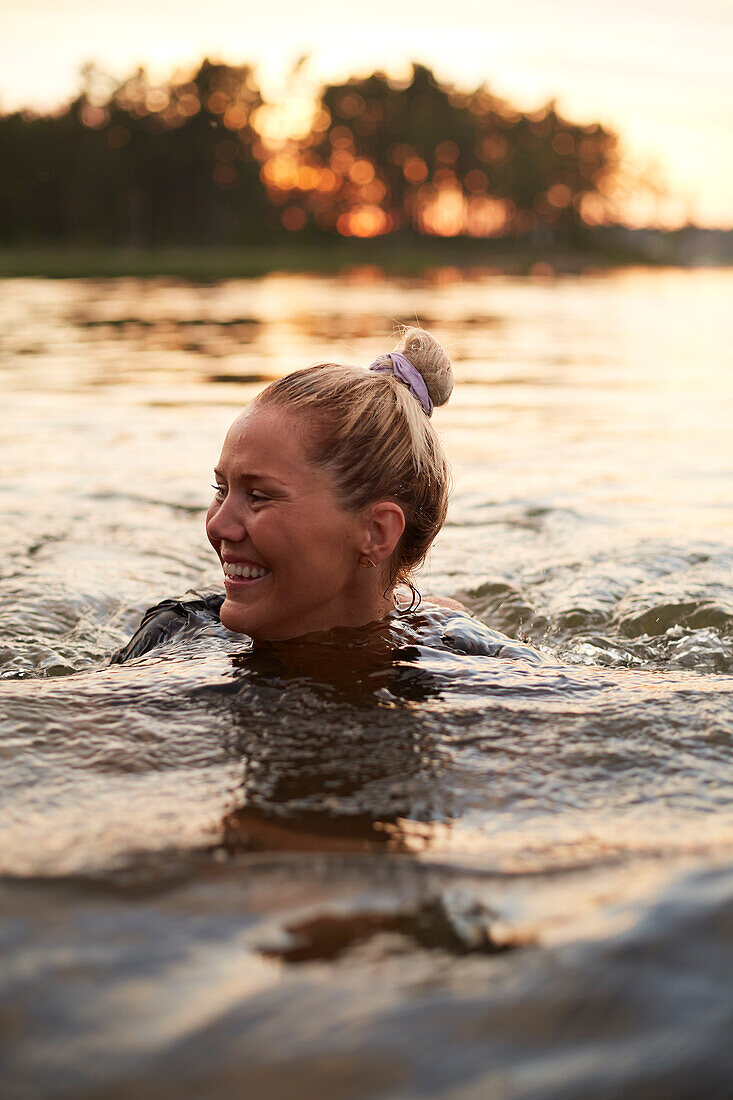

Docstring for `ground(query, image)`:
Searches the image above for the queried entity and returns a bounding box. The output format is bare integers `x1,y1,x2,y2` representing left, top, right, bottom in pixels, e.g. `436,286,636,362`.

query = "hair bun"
393,327,454,409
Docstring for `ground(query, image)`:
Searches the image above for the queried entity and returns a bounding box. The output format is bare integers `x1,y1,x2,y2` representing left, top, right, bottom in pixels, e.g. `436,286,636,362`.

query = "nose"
206,494,247,545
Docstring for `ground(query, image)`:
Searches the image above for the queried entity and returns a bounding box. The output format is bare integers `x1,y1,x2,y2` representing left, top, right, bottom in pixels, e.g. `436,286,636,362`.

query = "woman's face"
206,403,376,641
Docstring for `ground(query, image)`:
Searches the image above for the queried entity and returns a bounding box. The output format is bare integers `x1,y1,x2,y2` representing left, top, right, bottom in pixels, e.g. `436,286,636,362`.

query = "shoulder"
436,607,546,664
109,592,225,664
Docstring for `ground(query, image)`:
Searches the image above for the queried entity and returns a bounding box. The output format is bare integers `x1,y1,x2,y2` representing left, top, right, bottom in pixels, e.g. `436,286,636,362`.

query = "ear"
362,501,405,565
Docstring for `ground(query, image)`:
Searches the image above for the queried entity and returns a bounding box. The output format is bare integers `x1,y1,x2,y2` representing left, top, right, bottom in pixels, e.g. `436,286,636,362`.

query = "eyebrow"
213,467,287,487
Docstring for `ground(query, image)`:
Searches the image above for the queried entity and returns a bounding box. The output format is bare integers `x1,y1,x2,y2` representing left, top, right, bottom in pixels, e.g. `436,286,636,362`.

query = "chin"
220,598,280,642
219,598,255,636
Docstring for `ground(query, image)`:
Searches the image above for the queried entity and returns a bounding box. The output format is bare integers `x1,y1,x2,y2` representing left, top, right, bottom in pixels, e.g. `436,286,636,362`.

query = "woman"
206,324,458,639
111,327,538,663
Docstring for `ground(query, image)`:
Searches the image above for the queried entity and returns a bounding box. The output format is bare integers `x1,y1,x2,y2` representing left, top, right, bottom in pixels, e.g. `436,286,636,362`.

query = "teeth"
223,562,268,579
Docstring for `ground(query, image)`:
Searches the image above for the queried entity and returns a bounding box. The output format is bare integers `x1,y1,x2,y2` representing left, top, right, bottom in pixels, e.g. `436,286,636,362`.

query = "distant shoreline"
1,233,731,279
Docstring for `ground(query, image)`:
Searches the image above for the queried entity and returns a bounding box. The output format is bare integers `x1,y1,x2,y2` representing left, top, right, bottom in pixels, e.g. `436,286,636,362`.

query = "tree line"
0,60,619,246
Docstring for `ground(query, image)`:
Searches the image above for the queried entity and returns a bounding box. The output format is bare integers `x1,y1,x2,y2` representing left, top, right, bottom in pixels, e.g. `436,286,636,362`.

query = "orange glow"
349,158,375,185
362,100,383,123
579,136,600,163
416,184,465,236
145,89,169,112
465,196,511,236
297,165,319,189
547,183,572,208
251,96,321,149
337,205,391,237
207,91,229,114
403,156,428,183
425,265,462,284
311,108,331,132
435,140,459,163
577,191,607,226
223,104,248,130
158,102,185,129
80,103,108,128
476,134,507,163
448,91,471,109
261,154,299,189
388,144,414,165
330,148,353,173
360,178,387,203
465,169,488,193
329,125,353,148
552,131,575,156
89,62,629,240
177,93,200,117
314,168,337,192
337,92,364,117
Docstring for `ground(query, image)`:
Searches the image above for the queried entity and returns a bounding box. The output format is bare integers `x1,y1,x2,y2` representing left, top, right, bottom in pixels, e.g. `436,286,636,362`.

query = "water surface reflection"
3,269,733,1097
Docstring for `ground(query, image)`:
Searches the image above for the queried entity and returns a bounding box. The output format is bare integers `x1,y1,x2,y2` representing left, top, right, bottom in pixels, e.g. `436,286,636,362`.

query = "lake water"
2,267,733,1098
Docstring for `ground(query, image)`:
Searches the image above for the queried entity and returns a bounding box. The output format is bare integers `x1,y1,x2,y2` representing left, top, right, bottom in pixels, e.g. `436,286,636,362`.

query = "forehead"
219,403,318,482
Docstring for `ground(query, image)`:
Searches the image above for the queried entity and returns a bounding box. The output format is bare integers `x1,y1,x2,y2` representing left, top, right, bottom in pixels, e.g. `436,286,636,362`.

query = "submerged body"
109,590,545,667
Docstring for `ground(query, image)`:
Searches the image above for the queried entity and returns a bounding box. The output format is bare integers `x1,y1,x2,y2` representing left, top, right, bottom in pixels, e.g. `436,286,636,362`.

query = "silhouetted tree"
0,60,270,246
264,65,619,239
0,59,620,246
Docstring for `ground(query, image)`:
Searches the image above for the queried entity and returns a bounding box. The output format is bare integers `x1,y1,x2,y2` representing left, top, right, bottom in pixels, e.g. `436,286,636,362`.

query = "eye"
247,491,270,504
211,483,226,500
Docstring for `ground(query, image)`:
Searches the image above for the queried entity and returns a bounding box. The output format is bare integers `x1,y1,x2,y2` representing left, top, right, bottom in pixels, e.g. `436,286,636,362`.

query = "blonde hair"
255,327,454,586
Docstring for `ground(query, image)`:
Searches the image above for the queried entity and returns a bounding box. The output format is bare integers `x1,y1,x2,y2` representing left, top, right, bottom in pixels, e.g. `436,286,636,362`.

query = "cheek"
205,504,220,548
305,519,359,575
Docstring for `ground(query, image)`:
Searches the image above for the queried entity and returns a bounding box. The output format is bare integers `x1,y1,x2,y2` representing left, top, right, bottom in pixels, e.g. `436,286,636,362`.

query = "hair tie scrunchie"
368,352,434,417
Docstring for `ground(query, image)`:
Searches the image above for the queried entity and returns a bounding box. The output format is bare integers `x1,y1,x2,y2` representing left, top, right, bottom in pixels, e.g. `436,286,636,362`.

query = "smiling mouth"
222,561,270,581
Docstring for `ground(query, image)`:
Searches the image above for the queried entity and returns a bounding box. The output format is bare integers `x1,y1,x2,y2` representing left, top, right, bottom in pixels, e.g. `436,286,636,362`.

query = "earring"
360,556,376,568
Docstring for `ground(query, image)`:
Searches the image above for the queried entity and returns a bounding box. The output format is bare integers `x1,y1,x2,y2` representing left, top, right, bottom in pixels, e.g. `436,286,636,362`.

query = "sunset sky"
1,0,731,227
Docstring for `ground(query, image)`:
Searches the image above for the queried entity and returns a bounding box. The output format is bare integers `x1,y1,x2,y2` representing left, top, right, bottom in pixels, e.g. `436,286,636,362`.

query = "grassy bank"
0,235,668,279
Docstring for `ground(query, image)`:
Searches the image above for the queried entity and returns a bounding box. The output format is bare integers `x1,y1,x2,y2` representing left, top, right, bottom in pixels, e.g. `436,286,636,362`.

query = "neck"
350,568,395,628
319,580,395,636
248,582,395,644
